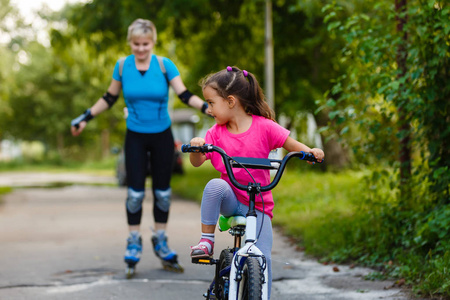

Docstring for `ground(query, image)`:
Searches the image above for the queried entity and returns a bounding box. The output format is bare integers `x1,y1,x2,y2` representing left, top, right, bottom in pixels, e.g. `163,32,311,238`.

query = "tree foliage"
318,1,449,295
0,0,449,296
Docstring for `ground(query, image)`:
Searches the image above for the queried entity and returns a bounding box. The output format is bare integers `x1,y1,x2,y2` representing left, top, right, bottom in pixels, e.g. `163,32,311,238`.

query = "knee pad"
154,188,172,212
126,188,145,214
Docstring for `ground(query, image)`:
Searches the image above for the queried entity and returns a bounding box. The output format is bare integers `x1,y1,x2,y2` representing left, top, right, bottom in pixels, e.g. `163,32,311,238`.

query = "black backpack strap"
156,55,169,84
118,57,126,81
120,56,168,83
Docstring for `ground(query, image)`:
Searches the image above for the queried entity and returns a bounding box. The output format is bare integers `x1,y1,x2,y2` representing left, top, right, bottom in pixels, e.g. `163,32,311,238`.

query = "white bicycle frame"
228,214,269,300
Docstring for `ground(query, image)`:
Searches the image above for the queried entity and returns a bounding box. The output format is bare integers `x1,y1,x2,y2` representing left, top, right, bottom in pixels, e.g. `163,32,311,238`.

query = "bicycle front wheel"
237,257,263,300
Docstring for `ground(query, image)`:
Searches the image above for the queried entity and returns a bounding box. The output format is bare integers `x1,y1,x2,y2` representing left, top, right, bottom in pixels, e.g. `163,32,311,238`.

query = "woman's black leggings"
124,127,175,225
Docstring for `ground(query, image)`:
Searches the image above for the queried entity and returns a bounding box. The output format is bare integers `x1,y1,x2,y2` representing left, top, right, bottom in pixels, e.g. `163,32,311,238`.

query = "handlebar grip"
300,151,323,163
181,144,212,153
181,144,191,153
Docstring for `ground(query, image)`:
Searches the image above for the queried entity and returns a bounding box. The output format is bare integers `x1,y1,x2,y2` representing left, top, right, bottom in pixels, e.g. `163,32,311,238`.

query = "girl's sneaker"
190,239,214,258
124,233,142,265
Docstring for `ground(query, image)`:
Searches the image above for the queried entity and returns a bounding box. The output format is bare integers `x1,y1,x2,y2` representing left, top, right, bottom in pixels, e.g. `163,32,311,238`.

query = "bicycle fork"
229,215,269,300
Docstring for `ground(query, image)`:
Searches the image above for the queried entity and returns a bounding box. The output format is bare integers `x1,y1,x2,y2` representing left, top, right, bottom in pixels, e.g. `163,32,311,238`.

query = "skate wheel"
126,266,135,279
162,261,184,273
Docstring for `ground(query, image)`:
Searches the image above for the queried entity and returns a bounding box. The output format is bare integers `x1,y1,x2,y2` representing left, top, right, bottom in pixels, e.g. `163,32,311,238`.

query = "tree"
64,0,352,168
0,0,24,140
319,0,449,269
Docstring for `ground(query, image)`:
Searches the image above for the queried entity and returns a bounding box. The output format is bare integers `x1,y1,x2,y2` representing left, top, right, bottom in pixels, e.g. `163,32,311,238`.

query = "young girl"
188,66,325,297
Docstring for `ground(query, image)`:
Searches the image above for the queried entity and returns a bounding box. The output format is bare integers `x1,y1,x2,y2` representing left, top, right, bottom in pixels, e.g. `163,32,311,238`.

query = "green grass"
272,169,365,256
2,156,447,298
0,186,12,204
0,157,116,176
171,161,219,201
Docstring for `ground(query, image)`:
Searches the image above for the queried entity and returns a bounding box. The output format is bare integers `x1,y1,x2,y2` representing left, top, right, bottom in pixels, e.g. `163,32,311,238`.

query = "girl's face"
203,86,232,125
130,35,154,62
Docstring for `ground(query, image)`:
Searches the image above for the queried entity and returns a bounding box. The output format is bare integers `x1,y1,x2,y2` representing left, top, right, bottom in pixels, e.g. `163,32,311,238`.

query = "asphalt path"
0,172,413,300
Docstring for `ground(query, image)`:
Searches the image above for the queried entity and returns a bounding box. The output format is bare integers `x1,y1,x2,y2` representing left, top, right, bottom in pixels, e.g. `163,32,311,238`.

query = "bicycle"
181,144,321,300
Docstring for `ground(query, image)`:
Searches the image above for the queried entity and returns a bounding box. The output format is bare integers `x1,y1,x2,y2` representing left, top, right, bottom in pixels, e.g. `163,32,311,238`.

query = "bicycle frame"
182,144,321,300
229,216,269,299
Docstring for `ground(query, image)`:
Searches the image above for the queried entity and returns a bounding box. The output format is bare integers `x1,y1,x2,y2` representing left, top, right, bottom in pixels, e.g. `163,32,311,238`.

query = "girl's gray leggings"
201,178,273,297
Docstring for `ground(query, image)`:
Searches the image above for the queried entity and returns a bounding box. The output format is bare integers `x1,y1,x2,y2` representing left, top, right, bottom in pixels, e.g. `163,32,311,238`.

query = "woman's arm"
170,76,207,111
90,79,122,115
71,79,122,136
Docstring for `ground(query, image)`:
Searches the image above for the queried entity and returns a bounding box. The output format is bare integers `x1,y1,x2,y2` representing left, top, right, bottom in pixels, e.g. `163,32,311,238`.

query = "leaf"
326,99,337,107
328,111,339,120
360,14,370,21
324,11,336,24
327,21,341,32
340,126,349,135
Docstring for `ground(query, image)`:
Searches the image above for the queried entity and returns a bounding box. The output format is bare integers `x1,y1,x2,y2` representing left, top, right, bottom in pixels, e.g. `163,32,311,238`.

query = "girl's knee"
204,178,231,198
205,178,228,189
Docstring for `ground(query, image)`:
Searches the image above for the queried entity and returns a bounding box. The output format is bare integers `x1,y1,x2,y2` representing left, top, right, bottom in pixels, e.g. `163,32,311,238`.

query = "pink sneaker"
190,239,214,258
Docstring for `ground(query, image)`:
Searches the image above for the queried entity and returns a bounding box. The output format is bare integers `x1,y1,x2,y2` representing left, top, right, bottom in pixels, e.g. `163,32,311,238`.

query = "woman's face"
130,35,154,62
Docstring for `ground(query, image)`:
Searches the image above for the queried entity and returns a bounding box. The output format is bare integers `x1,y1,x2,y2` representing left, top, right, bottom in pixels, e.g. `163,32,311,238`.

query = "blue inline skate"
151,230,184,273
124,232,142,278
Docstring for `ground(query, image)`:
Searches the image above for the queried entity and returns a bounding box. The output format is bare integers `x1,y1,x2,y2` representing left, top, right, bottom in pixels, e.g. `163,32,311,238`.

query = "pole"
265,0,274,112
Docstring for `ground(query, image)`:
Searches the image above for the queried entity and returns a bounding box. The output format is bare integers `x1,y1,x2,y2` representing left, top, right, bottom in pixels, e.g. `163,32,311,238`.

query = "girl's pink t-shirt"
205,115,290,219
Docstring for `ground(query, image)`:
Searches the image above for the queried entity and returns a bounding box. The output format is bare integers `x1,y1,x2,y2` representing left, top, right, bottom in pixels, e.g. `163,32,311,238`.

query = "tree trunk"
101,129,110,158
395,0,411,186
315,110,350,171
56,133,64,155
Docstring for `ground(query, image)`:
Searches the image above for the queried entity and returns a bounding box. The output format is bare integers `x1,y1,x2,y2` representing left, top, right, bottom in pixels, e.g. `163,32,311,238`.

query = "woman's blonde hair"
127,18,157,44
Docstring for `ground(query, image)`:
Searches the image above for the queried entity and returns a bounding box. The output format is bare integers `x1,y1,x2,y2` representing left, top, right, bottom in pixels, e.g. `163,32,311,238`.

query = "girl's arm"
283,136,324,162
189,137,207,167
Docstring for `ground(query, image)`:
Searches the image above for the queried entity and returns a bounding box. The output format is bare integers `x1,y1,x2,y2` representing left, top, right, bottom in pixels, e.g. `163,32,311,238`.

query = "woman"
71,18,208,274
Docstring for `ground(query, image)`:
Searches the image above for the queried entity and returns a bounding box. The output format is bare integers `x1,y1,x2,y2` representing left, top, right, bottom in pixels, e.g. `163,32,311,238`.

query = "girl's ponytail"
244,71,275,121
201,66,275,121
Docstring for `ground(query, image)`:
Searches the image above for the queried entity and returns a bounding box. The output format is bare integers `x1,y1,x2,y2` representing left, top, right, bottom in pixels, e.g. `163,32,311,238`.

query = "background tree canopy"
0,0,448,296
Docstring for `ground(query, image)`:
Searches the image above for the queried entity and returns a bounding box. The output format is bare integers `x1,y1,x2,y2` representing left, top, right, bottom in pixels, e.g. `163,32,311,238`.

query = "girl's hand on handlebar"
309,148,324,164
71,121,87,136
188,137,207,167
189,137,206,147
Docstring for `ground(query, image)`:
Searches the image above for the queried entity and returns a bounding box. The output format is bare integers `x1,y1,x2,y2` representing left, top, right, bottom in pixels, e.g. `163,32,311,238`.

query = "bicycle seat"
218,215,246,232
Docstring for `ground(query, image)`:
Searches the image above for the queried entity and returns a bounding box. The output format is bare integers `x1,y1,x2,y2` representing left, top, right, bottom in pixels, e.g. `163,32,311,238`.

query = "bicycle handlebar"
181,144,322,193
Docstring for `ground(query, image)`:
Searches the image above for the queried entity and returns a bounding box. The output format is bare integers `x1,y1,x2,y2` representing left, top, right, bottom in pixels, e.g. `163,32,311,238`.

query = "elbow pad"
177,89,193,105
102,92,119,108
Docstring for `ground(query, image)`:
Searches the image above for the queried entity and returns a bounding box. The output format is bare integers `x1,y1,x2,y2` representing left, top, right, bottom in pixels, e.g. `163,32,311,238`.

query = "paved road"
0,173,412,300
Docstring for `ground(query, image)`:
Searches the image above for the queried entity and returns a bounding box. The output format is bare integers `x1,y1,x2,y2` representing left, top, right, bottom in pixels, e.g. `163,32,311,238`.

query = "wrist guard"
177,89,194,105
201,102,208,114
71,109,94,129
102,92,119,108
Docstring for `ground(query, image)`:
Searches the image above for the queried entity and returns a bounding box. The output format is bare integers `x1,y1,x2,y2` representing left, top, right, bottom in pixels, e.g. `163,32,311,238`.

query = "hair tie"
226,66,232,72
243,70,248,77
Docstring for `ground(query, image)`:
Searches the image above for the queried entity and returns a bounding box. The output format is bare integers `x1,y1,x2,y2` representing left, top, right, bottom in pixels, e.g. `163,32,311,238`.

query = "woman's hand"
71,121,87,136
